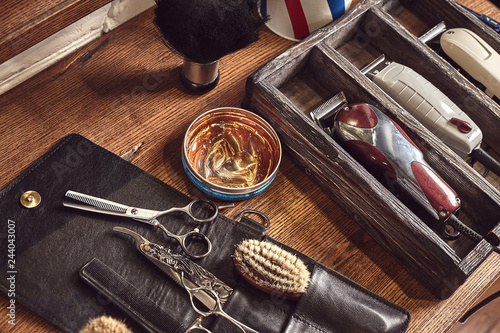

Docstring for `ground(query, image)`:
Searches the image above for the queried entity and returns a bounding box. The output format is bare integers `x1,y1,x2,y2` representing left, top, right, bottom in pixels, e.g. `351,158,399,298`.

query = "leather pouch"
0,134,410,332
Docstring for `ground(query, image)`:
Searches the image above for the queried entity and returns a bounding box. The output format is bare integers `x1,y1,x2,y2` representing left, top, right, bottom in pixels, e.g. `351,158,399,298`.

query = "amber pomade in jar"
183,108,281,200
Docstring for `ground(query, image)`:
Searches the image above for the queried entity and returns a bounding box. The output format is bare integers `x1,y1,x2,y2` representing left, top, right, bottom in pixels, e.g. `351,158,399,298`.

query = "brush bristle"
154,0,266,64
233,239,310,299
79,316,132,333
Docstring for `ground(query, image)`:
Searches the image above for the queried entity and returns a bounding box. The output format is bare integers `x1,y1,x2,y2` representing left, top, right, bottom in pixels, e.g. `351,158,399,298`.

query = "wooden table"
0,1,499,332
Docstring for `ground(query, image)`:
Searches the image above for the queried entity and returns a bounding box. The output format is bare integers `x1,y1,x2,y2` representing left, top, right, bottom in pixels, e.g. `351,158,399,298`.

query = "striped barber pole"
260,0,351,41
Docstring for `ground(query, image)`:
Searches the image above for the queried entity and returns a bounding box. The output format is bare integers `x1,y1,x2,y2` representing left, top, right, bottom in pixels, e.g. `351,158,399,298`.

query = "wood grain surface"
449,278,500,333
0,0,112,64
0,0,498,332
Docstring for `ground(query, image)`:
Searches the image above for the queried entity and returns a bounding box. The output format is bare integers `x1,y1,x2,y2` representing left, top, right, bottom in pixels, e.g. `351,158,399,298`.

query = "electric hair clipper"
328,102,499,252
362,55,483,158
362,55,500,177
334,103,460,223
440,27,500,99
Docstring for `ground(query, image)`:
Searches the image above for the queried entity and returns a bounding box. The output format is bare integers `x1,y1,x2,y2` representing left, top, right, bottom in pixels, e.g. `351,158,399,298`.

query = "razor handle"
371,61,483,158
334,103,461,222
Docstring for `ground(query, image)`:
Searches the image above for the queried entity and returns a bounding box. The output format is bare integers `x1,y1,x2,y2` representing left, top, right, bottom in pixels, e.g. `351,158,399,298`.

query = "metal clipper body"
334,103,461,222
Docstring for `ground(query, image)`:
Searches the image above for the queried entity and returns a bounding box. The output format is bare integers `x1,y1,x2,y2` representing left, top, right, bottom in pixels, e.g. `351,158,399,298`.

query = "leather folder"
0,134,410,332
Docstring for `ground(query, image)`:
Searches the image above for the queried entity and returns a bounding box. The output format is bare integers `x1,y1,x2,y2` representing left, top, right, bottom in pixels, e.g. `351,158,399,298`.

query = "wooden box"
243,0,500,299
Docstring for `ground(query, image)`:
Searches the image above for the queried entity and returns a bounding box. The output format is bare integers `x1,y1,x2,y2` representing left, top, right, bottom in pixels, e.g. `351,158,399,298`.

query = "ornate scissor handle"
180,274,258,333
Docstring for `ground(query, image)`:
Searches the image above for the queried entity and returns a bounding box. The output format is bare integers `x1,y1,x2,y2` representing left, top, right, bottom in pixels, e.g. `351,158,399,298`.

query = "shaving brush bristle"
233,239,311,300
154,0,266,64
79,316,132,333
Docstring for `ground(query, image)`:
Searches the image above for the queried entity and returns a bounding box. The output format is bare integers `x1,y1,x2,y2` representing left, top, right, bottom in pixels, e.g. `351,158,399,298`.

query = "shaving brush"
154,0,266,93
79,316,132,333
233,239,311,300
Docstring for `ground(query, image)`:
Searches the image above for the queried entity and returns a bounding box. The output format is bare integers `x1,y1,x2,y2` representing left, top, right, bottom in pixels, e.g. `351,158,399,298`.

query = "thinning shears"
63,190,218,258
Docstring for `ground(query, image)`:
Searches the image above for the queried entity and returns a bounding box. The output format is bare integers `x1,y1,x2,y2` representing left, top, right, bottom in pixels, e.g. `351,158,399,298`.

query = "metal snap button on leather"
20,190,41,208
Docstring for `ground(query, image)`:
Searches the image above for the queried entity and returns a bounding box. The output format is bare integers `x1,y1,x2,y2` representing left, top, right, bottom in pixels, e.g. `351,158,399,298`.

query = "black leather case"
0,134,410,332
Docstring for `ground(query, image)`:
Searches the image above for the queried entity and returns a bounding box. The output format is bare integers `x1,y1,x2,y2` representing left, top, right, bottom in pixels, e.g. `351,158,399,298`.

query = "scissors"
112,227,257,333
183,277,258,333
63,190,218,258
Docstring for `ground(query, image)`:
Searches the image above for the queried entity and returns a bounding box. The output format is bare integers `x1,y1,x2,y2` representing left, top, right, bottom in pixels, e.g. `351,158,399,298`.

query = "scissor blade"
65,190,129,213
63,202,130,218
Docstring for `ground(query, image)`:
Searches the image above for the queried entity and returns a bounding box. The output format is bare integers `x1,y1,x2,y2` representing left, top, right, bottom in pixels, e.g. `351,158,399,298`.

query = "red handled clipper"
334,103,460,223
331,103,499,252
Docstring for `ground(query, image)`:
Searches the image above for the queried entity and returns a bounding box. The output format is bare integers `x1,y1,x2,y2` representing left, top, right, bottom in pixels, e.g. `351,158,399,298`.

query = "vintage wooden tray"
243,0,500,299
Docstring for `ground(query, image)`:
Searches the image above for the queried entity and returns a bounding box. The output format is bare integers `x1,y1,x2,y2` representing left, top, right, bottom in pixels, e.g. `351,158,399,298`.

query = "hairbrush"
154,0,266,93
233,239,311,300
